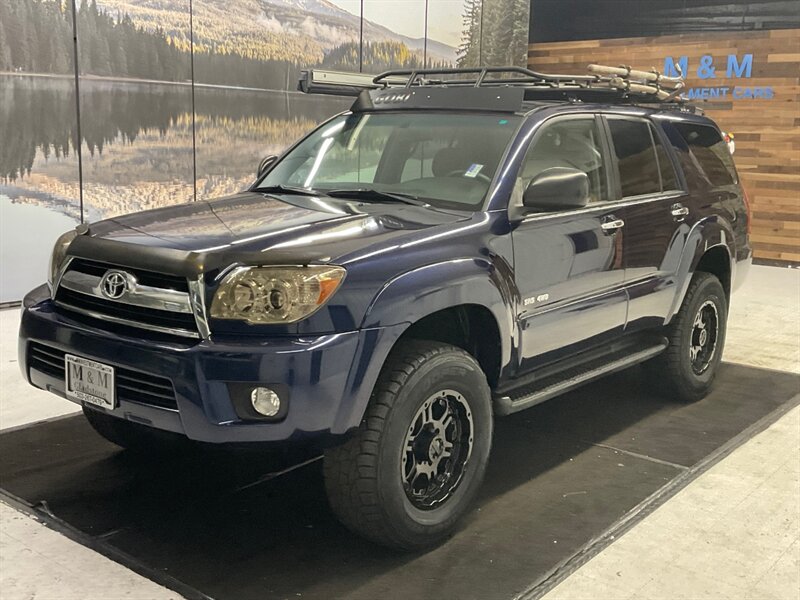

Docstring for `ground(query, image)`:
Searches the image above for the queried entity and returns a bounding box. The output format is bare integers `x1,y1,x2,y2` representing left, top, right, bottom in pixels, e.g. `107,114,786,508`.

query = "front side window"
607,118,662,198
257,112,521,210
516,117,608,204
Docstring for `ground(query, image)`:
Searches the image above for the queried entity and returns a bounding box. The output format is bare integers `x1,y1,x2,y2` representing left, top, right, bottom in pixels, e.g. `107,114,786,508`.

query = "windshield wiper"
254,184,319,197
324,188,429,206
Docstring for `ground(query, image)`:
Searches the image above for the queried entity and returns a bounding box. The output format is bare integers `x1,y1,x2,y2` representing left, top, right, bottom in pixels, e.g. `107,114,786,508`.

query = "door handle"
671,203,690,219
601,218,625,232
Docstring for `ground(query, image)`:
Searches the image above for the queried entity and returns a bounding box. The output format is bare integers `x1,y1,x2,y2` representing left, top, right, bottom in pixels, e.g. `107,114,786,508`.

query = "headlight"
48,229,78,288
210,266,346,324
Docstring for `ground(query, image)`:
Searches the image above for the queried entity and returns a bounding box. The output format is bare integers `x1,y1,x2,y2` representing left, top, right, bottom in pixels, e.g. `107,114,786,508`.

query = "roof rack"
298,64,694,111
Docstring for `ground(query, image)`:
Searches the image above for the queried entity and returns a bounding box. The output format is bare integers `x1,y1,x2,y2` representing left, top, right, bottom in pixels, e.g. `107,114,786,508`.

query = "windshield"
256,112,521,210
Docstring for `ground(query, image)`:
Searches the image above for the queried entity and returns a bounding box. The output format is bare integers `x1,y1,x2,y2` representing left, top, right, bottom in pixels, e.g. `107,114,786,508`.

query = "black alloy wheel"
402,388,474,510
644,271,728,402
323,339,493,550
689,300,720,375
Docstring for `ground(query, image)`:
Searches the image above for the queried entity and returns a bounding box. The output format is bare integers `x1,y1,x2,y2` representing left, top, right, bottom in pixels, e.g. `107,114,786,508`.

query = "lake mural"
0,0,530,303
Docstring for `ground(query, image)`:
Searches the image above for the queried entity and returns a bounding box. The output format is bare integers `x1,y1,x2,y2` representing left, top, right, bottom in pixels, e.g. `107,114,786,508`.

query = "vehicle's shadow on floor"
1,363,797,600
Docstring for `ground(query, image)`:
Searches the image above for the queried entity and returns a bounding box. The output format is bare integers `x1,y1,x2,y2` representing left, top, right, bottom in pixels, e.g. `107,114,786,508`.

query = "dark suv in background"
19,66,750,549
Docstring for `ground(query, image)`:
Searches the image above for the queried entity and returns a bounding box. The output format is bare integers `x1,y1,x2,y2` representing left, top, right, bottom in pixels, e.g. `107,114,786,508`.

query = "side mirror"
257,155,278,178
523,167,590,211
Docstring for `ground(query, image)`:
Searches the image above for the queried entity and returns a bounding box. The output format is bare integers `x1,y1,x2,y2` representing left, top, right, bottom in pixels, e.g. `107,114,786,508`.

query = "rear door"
603,115,688,331
510,114,627,374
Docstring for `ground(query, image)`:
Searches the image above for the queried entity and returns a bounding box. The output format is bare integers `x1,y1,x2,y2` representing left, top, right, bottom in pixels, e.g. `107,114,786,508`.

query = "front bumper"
19,285,406,444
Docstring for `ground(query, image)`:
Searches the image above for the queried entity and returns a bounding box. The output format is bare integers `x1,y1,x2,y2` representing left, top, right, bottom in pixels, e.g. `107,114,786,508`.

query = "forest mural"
458,0,531,67
0,0,530,302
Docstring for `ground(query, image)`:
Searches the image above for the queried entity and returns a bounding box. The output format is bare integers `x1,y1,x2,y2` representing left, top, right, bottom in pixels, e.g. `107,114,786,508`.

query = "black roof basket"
298,64,697,111
371,65,596,88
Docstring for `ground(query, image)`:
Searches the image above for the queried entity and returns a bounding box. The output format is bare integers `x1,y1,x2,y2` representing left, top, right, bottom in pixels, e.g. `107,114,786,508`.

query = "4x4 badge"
524,293,550,306
100,270,129,299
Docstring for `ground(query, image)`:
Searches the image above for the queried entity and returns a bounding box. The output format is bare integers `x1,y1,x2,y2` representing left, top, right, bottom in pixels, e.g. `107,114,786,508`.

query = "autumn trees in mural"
0,0,301,88
322,41,453,73
1,0,529,85
0,0,432,85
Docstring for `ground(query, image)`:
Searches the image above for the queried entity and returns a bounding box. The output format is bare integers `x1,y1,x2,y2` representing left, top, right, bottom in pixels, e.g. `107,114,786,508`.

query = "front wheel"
323,340,493,550
645,272,728,402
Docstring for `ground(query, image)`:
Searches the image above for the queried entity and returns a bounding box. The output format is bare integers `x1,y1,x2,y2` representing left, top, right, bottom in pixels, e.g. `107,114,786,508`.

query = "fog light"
251,387,280,417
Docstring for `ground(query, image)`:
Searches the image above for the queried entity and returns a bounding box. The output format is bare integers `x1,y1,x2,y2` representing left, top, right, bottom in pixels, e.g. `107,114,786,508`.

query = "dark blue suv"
19,66,751,549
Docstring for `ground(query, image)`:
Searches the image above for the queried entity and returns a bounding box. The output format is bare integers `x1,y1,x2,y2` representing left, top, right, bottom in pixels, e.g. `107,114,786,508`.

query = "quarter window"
672,123,737,188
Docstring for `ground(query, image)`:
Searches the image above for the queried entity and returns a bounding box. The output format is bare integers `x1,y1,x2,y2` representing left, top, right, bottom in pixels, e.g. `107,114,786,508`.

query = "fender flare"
332,257,517,433
667,214,736,322
363,256,516,367
361,257,510,328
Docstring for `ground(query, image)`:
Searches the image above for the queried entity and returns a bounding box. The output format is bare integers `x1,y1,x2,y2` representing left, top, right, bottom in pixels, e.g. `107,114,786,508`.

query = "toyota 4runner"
19,66,751,549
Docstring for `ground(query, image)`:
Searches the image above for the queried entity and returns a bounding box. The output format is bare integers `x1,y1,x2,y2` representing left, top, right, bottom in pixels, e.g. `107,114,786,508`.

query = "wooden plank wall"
529,29,800,263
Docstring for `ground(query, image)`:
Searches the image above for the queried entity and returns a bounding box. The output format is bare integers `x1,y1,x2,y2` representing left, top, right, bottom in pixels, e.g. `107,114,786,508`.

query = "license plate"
65,354,116,409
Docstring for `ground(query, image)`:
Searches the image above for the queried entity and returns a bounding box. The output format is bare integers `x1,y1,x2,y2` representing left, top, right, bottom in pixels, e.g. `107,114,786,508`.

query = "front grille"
56,288,197,330
69,258,189,293
28,343,178,410
55,259,199,339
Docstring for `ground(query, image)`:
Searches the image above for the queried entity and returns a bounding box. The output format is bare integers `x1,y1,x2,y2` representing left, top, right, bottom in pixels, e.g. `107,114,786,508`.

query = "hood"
72,191,470,276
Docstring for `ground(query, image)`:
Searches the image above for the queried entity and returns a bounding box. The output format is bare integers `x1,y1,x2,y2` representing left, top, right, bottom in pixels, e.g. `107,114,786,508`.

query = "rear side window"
671,122,738,188
653,127,679,191
607,118,661,197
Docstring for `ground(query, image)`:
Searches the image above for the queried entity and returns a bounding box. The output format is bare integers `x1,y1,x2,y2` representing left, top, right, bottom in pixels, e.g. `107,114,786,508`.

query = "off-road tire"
645,272,728,402
323,339,493,550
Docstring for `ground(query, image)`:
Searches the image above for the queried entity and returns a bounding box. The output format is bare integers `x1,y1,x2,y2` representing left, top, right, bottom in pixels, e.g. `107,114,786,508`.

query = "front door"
511,115,627,374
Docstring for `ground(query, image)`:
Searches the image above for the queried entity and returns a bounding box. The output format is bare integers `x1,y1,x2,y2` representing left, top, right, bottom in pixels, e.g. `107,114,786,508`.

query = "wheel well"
695,246,731,301
398,305,501,388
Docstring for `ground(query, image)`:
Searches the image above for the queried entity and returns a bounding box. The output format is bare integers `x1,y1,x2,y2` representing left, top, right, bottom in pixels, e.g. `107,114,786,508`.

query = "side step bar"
493,341,668,416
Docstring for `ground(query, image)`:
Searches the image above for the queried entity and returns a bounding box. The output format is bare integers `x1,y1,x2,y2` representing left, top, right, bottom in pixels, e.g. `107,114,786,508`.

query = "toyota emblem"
100,270,128,299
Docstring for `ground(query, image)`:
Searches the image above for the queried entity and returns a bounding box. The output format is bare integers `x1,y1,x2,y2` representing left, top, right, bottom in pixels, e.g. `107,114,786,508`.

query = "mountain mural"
94,0,458,65
0,0,529,303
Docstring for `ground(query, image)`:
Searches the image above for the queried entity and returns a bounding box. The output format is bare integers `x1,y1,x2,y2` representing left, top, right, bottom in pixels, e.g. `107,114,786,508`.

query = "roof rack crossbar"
372,66,598,88
298,64,691,108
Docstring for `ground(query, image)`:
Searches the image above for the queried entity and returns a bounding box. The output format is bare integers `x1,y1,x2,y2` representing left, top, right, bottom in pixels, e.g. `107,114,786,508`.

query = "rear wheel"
323,340,493,550
645,272,728,402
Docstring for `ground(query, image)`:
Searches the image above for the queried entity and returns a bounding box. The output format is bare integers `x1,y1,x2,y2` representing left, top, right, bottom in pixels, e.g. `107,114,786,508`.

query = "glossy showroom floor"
0,264,798,600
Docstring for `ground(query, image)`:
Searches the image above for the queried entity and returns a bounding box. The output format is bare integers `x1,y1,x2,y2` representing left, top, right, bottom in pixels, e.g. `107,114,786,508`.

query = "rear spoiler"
298,69,409,97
